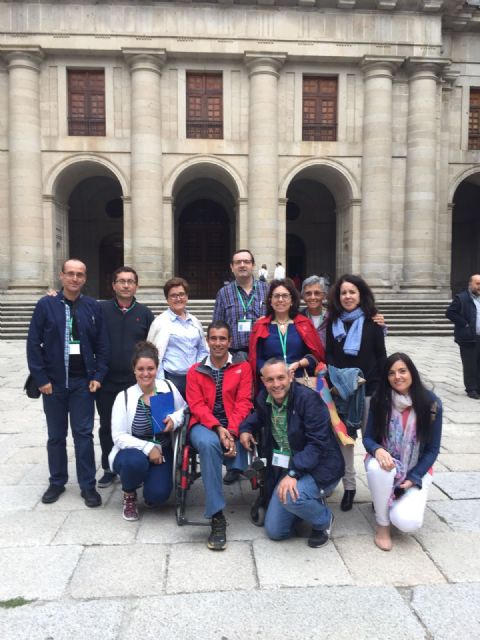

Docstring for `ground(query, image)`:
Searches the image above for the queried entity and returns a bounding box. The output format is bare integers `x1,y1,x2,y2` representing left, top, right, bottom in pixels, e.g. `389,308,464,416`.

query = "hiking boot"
223,469,242,485
122,492,139,521
308,513,334,548
41,484,65,504
97,471,117,488
208,512,227,550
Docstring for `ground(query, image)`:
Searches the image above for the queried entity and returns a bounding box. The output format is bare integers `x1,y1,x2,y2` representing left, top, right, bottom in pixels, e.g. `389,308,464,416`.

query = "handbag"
295,368,317,391
24,374,41,399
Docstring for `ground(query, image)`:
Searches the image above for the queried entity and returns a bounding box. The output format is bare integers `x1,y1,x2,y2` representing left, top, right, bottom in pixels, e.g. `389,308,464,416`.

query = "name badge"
272,449,290,469
69,342,81,355
238,319,252,333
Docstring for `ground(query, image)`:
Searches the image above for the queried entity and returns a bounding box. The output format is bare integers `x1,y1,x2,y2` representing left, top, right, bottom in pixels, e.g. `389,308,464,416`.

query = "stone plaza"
0,334,479,639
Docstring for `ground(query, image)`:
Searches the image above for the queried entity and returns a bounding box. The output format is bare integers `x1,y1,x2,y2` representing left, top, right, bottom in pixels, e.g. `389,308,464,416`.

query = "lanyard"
68,316,79,344
276,324,289,362
236,282,257,319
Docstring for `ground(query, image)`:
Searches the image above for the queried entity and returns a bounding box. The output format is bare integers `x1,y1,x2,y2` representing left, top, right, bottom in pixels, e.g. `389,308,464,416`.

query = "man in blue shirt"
213,249,268,357
27,259,109,507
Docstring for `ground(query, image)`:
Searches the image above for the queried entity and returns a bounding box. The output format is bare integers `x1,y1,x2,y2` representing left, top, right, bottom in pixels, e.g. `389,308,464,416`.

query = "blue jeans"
189,423,248,518
42,376,96,490
265,474,337,540
112,447,173,505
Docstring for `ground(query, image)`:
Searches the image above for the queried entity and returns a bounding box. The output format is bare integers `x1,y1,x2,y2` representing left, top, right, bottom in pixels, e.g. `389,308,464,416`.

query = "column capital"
406,57,449,80
4,48,44,73
361,56,404,78
122,48,167,75
244,52,287,78
441,68,460,92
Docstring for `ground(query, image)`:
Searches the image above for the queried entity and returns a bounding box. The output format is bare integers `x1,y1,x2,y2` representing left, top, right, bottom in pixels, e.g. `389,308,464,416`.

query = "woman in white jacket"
110,341,186,521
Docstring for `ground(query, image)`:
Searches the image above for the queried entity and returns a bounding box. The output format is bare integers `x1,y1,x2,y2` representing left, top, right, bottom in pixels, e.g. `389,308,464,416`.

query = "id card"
272,449,290,469
238,319,252,333
69,342,80,355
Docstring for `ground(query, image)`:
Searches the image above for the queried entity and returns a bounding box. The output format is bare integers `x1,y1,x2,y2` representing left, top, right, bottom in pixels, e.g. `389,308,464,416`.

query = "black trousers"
459,337,480,393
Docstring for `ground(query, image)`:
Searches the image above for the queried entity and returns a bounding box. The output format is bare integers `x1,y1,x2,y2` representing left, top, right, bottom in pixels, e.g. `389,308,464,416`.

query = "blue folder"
149,392,175,435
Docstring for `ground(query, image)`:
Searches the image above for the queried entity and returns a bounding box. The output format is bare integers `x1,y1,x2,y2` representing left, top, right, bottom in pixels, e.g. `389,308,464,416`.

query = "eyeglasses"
304,291,324,297
115,279,136,286
232,259,253,266
169,293,187,300
272,293,291,300
62,271,86,279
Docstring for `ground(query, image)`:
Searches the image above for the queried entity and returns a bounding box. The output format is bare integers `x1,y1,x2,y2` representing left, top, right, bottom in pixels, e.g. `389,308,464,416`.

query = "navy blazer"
446,290,478,345
27,291,109,388
240,383,345,491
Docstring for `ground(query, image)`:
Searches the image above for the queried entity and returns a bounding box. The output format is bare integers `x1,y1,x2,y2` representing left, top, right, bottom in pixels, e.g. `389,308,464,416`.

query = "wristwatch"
287,469,298,479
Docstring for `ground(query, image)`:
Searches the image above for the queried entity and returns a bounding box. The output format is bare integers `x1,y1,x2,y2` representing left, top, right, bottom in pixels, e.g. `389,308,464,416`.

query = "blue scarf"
332,308,365,356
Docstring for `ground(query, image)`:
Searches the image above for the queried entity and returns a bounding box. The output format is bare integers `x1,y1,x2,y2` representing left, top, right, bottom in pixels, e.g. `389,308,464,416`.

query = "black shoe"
97,471,117,488
81,488,102,508
223,469,242,485
208,513,227,550
467,391,480,399
42,484,65,504
340,489,356,512
308,513,334,548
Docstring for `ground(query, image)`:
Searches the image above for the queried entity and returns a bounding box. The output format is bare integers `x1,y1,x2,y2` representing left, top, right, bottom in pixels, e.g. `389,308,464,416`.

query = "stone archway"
451,175,480,295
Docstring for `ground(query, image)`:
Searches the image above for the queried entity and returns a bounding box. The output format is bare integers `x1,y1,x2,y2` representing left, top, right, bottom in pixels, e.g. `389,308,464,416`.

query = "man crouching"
240,357,344,547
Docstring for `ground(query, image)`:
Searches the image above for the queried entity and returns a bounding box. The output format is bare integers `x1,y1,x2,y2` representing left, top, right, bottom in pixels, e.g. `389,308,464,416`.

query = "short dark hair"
206,320,232,339
231,249,255,265
327,273,377,322
260,357,288,376
164,277,189,298
112,266,138,284
265,278,300,318
131,341,159,369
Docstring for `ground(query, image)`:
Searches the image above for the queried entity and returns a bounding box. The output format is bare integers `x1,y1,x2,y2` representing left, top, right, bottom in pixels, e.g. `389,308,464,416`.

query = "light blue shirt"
162,308,209,375
471,293,480,335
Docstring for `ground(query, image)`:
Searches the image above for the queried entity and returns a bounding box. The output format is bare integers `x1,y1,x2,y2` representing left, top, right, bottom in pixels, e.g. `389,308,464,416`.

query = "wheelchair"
172,416,267,527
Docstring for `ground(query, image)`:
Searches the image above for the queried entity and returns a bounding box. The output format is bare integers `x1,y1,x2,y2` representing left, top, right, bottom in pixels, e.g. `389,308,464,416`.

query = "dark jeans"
42,376,96,490
460,337,480,393
164,370,187,400
112,447,173,504
95,384,126,470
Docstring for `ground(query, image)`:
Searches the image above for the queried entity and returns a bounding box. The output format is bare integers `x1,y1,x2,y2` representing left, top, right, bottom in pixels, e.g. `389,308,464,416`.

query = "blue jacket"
27,291,109,388
240,383,345,493
363,391,442,489
446,290,478,345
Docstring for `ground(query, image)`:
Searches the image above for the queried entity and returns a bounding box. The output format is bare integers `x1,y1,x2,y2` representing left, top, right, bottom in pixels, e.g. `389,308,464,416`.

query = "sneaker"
208,513,227,550
81,488,102,508
223,469,242,485
308,513,334,548
467,391,480,399
41,484,65,504
97,471,117,488
122,492,139,521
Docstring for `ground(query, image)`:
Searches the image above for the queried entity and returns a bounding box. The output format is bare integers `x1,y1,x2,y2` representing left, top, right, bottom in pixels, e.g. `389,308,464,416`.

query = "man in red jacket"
186,320,253,550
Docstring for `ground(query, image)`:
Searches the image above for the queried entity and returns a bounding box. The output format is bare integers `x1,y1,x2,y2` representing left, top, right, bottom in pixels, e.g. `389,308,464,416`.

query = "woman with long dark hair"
326,274,386,511
363,352,442,551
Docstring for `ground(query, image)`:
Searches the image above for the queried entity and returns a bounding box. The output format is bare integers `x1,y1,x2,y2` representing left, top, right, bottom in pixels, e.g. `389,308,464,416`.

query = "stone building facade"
0,0,479,299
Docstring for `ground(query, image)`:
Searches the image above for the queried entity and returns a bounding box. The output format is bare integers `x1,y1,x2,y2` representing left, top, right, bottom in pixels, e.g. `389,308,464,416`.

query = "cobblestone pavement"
0,337,479,639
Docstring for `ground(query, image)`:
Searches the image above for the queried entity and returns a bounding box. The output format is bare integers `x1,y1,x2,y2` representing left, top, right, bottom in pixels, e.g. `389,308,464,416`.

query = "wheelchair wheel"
250,504,265,527
173,426,188,526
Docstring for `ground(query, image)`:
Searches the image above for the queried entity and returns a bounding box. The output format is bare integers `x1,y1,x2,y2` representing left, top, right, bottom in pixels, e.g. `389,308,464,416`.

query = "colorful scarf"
332,308,365,356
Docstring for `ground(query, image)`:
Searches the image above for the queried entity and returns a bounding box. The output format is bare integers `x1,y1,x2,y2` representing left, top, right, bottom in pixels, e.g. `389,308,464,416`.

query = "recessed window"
302,76,337,142
186,72,223,139
68,69,106,136
468,88,480,151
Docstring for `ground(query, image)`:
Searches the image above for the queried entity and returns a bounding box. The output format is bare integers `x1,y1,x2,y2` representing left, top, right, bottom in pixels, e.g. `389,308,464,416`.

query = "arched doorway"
178,199,231,298
451,177,480,295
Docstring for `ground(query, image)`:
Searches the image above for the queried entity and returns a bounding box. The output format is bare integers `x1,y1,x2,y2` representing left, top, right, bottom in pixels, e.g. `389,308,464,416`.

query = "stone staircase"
0,298,453,340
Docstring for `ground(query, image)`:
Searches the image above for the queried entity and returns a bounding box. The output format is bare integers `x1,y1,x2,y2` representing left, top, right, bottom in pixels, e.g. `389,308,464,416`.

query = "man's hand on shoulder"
46,289,57,297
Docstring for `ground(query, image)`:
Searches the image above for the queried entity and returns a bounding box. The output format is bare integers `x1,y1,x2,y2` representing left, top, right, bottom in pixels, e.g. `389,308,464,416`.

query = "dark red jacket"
186,357,253,437
248,314,325,382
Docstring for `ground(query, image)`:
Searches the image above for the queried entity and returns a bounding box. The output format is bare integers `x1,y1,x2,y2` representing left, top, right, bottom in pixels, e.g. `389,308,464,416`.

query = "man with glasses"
213,249,268,361
96,266,155,488
27,259,109,507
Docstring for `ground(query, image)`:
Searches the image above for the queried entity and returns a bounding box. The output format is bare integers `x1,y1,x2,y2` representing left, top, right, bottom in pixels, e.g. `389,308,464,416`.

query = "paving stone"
428,499,480,531
415,531,480,581
411,583,480,640
440,454,480,471
52,510,139,545
166,541,257,594
439,438,480,454
335,534,445,586
137,505,211,544
0,599,126,640
34,487,101,511
126,586,426,639
254,537,352,588
0,546,82,600
0,485,43,511
433,472,480,499
0,463,33,485
5,447,50,465
329,503,373,537
0,511,67,547
69,543,168,598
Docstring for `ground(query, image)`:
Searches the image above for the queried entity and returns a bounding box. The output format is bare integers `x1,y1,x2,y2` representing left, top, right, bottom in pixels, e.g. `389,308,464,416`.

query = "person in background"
363,352,442,551
258,264,269,282
274,262,286,280
147,277,208,399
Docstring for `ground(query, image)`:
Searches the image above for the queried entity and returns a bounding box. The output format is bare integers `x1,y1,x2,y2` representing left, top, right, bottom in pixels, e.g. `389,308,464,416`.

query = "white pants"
365,457,432,531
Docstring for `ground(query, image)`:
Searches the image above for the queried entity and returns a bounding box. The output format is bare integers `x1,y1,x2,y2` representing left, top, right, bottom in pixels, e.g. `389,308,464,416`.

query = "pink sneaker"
122,492,138,521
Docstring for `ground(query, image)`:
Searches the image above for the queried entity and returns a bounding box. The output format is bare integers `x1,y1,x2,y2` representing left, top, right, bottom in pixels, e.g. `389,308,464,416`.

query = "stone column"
124,49,166,291
360,57,402,288
245,53,286,269
404,58,444,288
7,49,45,289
